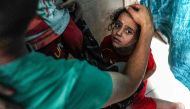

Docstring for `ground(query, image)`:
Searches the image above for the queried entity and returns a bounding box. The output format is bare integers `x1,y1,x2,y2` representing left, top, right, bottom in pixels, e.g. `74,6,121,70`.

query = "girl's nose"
116,28,123,37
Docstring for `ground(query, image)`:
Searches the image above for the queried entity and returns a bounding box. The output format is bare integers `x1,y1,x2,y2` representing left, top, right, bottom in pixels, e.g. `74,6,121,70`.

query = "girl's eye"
114,24,120,28
125,27,134,35
114,21,122,29
114,24,121,29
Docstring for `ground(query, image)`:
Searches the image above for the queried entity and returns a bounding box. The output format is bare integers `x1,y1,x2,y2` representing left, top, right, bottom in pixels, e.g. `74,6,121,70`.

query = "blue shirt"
37,0,70,35
0,52,112,109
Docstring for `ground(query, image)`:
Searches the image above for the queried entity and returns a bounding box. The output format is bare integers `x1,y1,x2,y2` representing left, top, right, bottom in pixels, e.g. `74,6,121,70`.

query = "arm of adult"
144,63,156,80
144,53,157,80
104,4,155,106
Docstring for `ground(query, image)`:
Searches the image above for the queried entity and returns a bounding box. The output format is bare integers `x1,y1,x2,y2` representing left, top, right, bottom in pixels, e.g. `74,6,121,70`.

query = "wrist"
141,24,154,36
138,29,153,46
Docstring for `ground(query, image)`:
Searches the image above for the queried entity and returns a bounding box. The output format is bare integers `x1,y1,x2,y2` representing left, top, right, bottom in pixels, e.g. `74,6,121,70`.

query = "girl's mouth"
112,36,121,44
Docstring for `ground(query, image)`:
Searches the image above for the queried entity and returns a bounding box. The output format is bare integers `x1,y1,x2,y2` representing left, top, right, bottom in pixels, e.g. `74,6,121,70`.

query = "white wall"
78,0,124,43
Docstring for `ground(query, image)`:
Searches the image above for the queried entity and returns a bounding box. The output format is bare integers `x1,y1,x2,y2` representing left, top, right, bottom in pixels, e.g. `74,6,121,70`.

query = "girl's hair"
108,8,141,40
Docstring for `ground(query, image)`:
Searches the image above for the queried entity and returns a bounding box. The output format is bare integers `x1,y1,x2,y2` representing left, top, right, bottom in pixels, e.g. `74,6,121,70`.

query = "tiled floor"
146,38,190,108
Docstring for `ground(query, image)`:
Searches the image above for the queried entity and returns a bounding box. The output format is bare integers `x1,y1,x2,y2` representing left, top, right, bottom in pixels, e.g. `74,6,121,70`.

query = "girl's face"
111,12,138,49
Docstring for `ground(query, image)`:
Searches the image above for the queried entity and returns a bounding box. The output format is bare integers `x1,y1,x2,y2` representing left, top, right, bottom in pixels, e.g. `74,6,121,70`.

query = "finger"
127,7,137,17
0,85,14,96
59,3,67,8
59,1,75,9
135,0,139,4
130,4,141,9
128,4,142,12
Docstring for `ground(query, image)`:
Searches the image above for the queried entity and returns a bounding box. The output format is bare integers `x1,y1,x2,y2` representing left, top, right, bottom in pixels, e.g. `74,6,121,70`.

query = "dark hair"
0,0,38,40
108,8,141,40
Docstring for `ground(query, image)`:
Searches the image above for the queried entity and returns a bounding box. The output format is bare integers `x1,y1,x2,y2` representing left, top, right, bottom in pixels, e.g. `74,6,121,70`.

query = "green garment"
0,52,112,109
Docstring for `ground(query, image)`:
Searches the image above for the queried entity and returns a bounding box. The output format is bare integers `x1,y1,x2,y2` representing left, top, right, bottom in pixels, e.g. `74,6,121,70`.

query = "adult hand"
0,84,14,96
0,84,22,109
58,0,75,9
127,4,154,37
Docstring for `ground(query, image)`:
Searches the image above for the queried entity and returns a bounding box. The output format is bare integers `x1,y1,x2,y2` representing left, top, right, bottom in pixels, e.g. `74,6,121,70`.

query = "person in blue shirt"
26,0,83,59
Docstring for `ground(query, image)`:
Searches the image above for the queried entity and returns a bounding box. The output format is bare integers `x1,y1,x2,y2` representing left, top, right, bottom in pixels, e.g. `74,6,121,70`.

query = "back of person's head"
0,0,38,47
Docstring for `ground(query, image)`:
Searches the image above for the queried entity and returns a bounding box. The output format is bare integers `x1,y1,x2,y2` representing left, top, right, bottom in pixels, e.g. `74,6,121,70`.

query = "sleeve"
100,35,112,49
146,49,156,71
66,60,113,109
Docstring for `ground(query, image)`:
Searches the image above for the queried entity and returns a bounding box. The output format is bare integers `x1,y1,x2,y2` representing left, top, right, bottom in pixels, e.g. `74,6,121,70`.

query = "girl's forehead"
118,12,137,30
